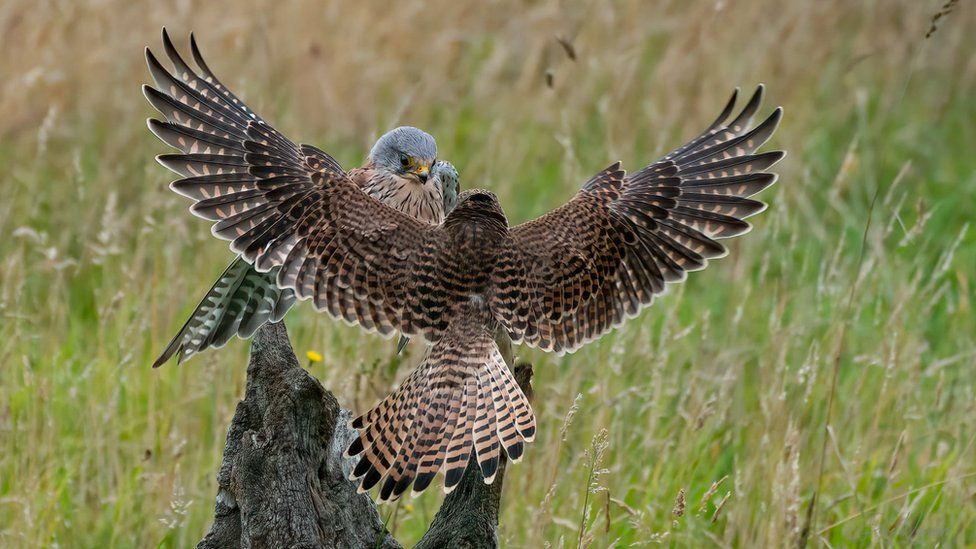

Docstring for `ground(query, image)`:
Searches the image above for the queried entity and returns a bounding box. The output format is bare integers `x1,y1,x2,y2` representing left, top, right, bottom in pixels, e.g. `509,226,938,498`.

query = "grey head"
431,160,460,214
369,126,438,183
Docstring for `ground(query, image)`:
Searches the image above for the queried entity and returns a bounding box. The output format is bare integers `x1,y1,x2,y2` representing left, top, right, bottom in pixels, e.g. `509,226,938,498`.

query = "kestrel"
145,31,784,501
145,31,459,367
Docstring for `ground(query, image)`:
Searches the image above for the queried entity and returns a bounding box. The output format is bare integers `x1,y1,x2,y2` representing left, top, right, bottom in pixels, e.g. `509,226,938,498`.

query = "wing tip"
189,31,210,73
146,118,176,150
746,84,764,107
766,149,787,166
709,87,740,128
160,26,174,49
759,106,784,134
141,84,158,104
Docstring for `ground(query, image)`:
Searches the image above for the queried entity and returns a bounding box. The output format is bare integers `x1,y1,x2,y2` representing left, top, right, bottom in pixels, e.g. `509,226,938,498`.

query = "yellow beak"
414,164,430,178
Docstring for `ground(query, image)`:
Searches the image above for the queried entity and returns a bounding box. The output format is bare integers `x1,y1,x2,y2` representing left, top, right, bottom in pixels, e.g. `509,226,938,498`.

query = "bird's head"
431,161,460,214
369,126,437,184
450,189,508,227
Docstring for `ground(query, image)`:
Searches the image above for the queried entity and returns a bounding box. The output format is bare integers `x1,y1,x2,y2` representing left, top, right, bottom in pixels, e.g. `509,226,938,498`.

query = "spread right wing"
498,86,783,354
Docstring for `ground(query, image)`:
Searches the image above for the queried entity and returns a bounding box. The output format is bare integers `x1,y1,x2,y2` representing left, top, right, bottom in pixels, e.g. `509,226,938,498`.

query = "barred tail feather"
347,327,535,501
153,256,296,367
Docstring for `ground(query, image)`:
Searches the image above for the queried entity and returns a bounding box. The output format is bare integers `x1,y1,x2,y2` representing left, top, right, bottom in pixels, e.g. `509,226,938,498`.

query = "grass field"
1,0,974,546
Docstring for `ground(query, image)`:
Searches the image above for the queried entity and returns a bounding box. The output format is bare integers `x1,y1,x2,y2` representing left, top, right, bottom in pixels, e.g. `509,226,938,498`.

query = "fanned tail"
153,256,296,367
346,315,535,501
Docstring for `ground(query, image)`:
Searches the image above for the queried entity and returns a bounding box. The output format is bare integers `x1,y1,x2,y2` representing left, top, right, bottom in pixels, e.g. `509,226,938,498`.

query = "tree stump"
196,322,533,548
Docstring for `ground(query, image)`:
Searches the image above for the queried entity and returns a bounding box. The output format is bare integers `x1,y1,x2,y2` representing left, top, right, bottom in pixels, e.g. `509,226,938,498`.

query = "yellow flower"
403,503,414,513
306,350,323,363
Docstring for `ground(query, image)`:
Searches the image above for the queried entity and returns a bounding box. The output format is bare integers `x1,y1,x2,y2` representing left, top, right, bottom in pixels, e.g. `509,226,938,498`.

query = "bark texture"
196,322,532,548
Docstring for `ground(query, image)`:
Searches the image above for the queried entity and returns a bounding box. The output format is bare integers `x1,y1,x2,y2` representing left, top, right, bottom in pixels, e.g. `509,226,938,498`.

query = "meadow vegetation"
1,0,974,546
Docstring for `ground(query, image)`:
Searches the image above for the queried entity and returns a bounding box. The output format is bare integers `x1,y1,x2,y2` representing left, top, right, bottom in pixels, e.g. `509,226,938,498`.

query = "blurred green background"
1,0,974,546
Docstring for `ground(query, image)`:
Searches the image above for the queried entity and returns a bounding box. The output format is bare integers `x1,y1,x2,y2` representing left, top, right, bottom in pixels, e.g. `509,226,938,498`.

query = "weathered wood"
196,321,399,549
197,322,532,548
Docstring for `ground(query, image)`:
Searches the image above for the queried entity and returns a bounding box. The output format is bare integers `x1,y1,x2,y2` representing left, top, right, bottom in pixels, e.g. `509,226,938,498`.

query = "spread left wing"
145,30,444,342
497,86,784,354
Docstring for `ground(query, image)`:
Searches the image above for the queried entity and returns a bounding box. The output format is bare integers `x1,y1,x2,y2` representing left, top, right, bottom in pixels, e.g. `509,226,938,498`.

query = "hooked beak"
413,163,430,183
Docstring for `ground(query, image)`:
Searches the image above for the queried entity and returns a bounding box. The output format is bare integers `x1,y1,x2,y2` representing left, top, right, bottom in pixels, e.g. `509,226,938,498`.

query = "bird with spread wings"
145,30,784,501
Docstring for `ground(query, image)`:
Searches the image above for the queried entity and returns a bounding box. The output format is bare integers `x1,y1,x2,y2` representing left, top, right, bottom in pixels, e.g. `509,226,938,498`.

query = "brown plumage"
145,30,784,500
146,29,452,367
346,299,534,498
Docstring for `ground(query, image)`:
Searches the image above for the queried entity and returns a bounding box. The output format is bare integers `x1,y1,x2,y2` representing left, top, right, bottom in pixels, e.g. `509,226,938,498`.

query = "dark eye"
399,154,410,168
